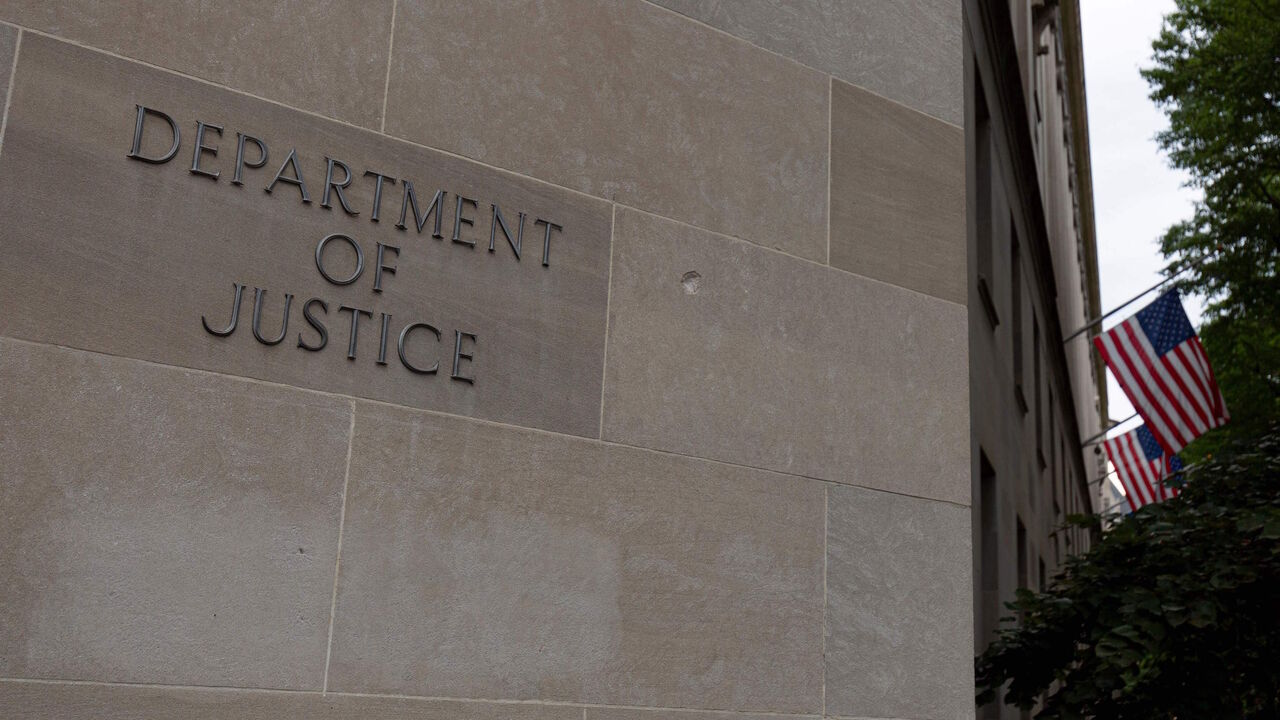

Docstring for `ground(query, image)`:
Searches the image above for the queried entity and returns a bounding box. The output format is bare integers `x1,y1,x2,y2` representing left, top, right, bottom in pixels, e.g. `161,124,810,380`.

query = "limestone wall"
0,3,971,719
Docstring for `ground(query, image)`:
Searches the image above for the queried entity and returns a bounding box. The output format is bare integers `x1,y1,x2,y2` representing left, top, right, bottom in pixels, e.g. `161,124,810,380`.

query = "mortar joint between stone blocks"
0,27,23,158
597,202,618,439
379,0,398,134
321,399,358,694
825,74,833,267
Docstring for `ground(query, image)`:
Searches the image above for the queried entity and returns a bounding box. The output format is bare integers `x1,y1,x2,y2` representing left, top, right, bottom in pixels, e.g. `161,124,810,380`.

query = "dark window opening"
1011,231,1027,412
975,76,999,328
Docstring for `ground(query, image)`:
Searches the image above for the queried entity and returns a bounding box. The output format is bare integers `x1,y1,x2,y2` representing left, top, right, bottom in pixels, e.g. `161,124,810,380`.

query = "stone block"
825,484,974,719
649,0,962,125
829,79,966,306
0,35,612,438
0,339,351,689
601,207,969,505
0,1,394,128
325,401,825,712
384,0,829,260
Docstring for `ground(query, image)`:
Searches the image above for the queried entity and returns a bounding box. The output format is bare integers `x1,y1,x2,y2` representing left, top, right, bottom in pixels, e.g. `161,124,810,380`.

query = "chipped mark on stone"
681,271,701,295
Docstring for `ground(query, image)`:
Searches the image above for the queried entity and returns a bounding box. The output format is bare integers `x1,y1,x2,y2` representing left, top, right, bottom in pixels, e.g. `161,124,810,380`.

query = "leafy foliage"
975,428,1280,718
1141,0,1280,460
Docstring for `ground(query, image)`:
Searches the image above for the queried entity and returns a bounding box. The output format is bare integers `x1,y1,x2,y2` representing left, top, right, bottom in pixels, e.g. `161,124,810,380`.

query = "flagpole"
1092,466,1118,486
1080,410,1140,447
1099,500,1129,515
1062,249,1220,344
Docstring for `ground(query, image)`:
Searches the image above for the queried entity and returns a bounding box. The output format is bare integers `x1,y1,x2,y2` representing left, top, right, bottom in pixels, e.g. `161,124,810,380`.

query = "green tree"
1142,0,1280,459
975,428,1280,718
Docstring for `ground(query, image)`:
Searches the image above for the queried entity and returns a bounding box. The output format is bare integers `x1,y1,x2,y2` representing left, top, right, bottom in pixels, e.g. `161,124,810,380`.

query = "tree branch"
1258,180,1280,215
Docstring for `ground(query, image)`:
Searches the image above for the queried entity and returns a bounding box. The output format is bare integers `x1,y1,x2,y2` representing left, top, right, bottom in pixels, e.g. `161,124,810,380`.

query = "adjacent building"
966,0,1107,715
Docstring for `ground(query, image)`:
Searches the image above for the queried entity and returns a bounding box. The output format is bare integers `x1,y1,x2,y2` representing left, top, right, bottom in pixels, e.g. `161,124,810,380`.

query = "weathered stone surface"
0,1,393,129
601,208,970,505
326,401,825,713
384,0,829,261
825,485,973,720
0,680,583,720
830,79,966,305
0,24,17,154
0,339,351,689
649,0,962,126
0,35,612,438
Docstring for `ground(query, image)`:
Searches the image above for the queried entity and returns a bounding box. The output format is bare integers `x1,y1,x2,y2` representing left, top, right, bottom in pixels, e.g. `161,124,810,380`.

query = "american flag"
1103,424,1184,512
1093,289,1228,454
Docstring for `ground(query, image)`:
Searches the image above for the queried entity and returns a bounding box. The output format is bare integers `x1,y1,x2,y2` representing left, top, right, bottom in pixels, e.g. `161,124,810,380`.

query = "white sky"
1079,0,1203,436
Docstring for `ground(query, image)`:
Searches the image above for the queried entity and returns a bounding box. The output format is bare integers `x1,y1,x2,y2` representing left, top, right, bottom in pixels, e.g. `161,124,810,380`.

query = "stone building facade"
0,1,1101,719
966,0,1106,716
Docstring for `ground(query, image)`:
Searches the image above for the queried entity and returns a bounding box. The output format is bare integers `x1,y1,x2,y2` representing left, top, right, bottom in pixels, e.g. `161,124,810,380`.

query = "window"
1059,434,1069,517
1063,454,1072,521
979,452,1000,642
1047,390,1056,474
1034,317,1044,468
978,453,1005,717
1012,231,1027,412
1017,518,1029,591
1053,435,1063,522
974,77,999,328
1033,29,1048,196
1066,491,1076,553
1064,468,1075,545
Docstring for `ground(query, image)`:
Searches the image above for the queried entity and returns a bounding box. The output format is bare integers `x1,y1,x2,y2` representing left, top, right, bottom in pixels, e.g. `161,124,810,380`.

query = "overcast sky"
1079,0,1201,434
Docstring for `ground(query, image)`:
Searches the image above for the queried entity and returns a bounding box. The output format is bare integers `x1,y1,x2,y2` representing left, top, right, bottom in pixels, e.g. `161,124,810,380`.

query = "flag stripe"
1095,331,1176,450
1131,326,1211,433
1185,339,1219,419
1118,466,1142,512
1104,425,1183,512
1103,438,1139,509
1182,339,1221,422
1169,343,1214,422
1119,433,1156,506
1163,344,1213,427
1125,481,1141,513
1126,438,1157,504
1118,321,1199,444
1128,432,1161,504
1182,338,1223,420
1173,343,1214,416
1097,328,1186,452
1110,321,1190,448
